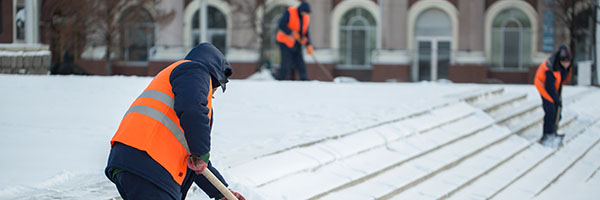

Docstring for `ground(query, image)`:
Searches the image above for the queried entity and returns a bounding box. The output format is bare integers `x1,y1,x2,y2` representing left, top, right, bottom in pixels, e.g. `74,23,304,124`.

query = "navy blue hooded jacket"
106,43,232,199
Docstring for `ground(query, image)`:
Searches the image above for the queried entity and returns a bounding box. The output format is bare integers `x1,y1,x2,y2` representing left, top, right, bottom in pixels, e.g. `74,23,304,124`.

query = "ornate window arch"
491,8,532,69
338,8,377,69
485,0,538,70
184,0,231,54
331,0,381,56
407,0,458,56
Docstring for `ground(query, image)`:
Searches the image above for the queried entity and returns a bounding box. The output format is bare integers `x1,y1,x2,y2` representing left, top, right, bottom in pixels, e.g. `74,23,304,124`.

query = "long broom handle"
555,105,562,130
202,169,238,200
292,36,334,81
311,54,334,81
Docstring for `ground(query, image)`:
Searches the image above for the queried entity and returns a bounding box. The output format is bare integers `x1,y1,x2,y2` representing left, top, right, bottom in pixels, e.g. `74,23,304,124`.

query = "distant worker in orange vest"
105,43,245,200
534,45,573,147
276,1,313,80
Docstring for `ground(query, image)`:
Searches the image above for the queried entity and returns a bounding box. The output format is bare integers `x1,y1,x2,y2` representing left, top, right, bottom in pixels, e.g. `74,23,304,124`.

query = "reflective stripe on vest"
137,90,175,110
276,7,310,48
125,93,190,153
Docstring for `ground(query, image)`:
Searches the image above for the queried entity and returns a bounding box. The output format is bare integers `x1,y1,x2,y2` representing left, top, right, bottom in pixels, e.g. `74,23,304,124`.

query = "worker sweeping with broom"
275,1,313,81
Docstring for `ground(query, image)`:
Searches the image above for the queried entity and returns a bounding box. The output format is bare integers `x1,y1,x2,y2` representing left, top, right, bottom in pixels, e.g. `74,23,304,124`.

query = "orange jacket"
110,60,214,185
276,7,310,48
534,60,572,103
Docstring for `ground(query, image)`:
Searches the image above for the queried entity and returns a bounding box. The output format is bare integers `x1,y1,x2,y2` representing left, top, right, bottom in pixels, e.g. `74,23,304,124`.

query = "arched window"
121,8,155,61
491,8,531,70
339,8,376,69
264,5,289,68
192,6,227,54
414,8,452,81
415,9,452,37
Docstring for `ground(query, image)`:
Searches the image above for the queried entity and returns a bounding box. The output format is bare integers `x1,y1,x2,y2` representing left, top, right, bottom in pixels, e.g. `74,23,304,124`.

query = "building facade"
1,0,576,83
0,0,50,74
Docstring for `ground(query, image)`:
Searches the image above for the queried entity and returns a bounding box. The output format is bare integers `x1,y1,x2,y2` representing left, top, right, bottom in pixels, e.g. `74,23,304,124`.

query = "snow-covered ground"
0,74,598,200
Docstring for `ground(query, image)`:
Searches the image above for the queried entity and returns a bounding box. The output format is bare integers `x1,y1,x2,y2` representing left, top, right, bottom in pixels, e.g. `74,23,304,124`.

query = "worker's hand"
187,154,208,175
217,189,246,200
301,38,309,45
307,45,314,55
291,32,301,42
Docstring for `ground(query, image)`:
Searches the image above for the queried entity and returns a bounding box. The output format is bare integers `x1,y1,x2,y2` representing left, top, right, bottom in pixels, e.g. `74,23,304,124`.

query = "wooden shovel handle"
201,169,238,200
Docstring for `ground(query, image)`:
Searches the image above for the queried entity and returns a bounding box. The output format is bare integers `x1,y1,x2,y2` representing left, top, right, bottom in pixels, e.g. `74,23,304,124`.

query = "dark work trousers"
542,98,561,135
180,162,228,200
276,42,308,80
113,171,178,200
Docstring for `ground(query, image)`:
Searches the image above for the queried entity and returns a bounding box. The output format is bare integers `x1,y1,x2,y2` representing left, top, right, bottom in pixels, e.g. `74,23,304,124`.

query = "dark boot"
540,132,564,148
540,132,554,147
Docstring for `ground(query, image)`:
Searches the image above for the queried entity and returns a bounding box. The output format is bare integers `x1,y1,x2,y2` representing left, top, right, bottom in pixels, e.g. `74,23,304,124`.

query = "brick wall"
371,65,411,82
448,65,488,83
0,0,13,43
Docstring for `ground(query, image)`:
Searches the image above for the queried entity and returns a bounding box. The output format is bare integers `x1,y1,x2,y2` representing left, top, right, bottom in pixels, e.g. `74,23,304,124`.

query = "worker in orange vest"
105,43,245,200
275,2,313,80
534,45,573,147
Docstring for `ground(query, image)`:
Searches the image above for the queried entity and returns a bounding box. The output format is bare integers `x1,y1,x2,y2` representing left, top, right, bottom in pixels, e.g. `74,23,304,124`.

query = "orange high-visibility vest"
111,60,214,185
276,7,310,48
534,61,571,103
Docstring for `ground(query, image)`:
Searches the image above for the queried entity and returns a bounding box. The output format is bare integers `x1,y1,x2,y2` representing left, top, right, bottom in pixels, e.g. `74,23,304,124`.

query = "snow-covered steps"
491,122,600,200
446,111,586,200
316,123,507,200
228,102,477,187
229,87,600,200
448,143,552,200
534,124,600,199
491,100,539,124
386,135,530,200
446,87,504,103
472,92,527,113
251,111,494,200
515,112,577,142
475,87,593,125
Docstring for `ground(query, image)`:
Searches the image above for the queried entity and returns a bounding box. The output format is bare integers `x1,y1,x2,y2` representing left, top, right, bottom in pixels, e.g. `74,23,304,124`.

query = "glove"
187,154,208,175
291,32,301,42
555,100,562,107
307,45,314,55
301,37,309,45
217,189,246,200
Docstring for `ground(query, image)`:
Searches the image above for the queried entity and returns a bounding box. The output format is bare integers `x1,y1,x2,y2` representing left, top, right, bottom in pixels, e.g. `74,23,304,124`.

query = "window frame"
191,6,228,54
490,9,532,71
338,8,376,70
120,8,155,62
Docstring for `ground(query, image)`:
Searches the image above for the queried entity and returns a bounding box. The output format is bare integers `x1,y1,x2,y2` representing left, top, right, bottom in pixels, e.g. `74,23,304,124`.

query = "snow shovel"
202,169,238,200
552,105,564,148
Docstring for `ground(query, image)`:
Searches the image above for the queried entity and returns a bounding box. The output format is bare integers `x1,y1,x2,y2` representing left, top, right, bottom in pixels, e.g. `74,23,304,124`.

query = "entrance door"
416,38,451,81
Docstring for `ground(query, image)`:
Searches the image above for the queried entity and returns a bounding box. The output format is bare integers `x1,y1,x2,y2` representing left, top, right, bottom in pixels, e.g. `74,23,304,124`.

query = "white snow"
0,74,598,200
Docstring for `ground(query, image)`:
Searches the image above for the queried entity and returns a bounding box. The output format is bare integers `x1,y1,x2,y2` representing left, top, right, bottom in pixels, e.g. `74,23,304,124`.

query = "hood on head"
185,43,233,92
298,2,310,14
548,45,572,71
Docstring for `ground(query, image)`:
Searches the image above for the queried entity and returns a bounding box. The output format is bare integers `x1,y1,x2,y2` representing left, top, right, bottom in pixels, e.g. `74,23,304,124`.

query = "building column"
200,0,207,43
24,0,38,44
596,0,600,85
